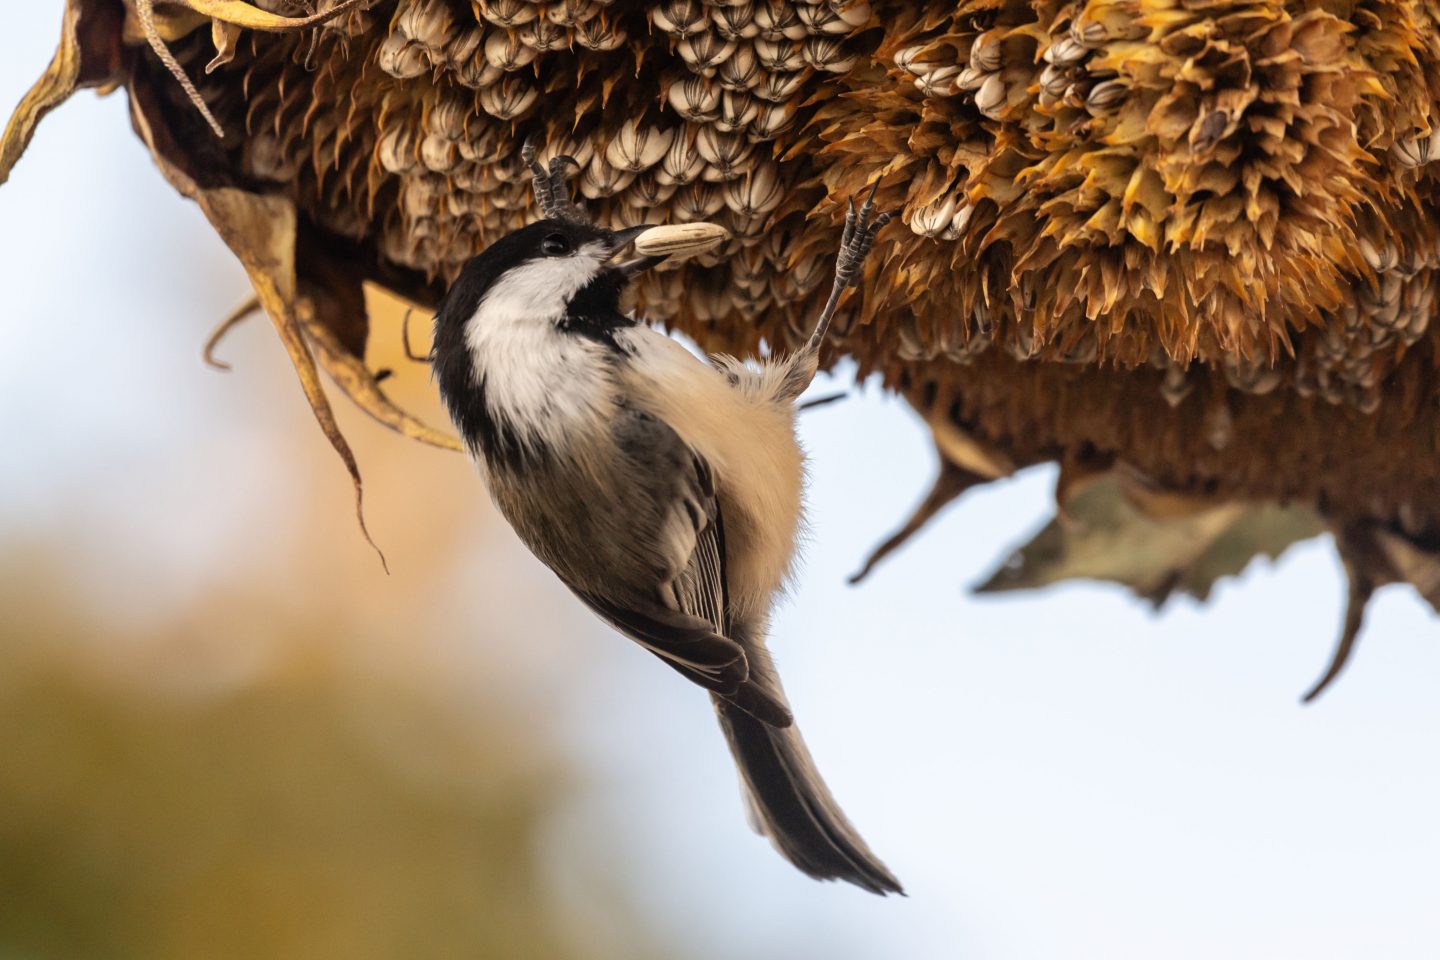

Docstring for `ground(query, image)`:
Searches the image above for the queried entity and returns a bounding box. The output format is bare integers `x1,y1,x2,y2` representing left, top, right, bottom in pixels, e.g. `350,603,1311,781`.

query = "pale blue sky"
3,9,1438,957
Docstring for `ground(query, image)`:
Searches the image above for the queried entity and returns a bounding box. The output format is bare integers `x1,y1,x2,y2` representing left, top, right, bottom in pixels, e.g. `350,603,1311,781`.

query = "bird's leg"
781,182,897,400
521,134,589,223
811,181,897,351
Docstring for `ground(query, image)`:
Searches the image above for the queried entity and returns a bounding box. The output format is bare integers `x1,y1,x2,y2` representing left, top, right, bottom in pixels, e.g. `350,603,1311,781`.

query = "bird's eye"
541,233,571,256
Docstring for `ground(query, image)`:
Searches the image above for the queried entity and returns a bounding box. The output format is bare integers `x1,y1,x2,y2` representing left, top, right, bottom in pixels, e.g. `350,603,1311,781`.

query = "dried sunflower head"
5,0,1439,696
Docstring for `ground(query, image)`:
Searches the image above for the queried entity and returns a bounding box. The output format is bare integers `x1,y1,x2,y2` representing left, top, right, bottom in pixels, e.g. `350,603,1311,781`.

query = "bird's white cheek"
462,251,608,380
461,250,620,453
469,252,606,324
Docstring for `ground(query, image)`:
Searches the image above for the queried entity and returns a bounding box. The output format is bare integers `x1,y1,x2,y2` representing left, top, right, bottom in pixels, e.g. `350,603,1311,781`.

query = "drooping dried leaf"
975,472,1324,607
1,5,81,184
123,62,389,569
850,411,1030,583
194,186,390,571
1374,529,1440,612
849,458,993,585
1303,523,1440,702
291,231,462,451
1176,505,1329,604
297,300,461,452
0,0,122,184
1300,525,1382,704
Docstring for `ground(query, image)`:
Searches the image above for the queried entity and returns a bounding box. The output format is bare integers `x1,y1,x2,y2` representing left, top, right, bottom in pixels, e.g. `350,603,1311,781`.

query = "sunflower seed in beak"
631,222,730,259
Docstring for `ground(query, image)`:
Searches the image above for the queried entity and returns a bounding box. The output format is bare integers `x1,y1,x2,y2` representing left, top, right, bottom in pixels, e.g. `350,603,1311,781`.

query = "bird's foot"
521,134,588,223
782,181,898,400
835,180,899,288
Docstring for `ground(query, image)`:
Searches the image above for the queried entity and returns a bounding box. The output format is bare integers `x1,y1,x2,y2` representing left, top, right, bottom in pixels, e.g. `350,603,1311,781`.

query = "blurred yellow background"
0,286,662,959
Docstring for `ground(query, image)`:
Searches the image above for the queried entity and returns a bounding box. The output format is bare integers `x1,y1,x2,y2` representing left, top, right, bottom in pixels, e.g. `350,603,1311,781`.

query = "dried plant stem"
203,296,261,369
400,307,432,363
135,0,226,138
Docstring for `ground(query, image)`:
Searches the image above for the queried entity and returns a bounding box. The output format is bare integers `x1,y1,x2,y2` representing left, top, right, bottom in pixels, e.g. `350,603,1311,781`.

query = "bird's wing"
571,588,747,696
571,407,789,726
666,446,727,631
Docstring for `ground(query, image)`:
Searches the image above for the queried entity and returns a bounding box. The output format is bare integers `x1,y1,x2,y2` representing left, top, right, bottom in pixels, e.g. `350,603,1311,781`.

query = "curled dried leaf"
297,302,463,452
1,0,122,184
205,19,243,73
171,0,375,32
203,295,261,370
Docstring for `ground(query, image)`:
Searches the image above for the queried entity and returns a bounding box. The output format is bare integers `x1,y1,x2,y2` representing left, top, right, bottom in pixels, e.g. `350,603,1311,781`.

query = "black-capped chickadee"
432,141,901,894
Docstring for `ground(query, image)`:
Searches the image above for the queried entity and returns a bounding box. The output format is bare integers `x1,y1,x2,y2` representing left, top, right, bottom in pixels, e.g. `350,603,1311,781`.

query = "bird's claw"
836,181,897,288
521,134,588,223
795,180,898,370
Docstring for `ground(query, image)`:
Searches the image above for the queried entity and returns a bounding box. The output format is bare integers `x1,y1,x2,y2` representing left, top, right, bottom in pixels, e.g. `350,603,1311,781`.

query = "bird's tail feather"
714,698,903,895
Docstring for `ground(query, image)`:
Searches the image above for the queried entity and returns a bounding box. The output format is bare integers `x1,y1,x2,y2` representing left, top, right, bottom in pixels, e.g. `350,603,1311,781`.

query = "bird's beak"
605,225,655,252
604,222,730,279
605,225,666,279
